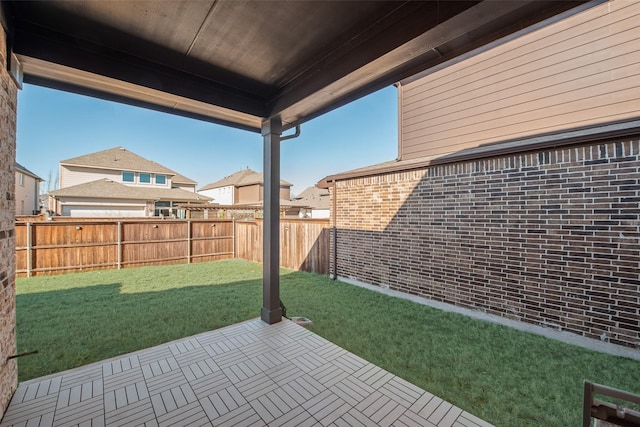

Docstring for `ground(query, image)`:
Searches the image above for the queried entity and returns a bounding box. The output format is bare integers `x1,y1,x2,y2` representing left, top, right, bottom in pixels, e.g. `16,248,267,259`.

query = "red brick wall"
333,138,640,348
0,24,18,418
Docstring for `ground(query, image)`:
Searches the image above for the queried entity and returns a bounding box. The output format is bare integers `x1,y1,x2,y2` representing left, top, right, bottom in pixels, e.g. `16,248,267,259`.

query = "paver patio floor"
1,318,493,427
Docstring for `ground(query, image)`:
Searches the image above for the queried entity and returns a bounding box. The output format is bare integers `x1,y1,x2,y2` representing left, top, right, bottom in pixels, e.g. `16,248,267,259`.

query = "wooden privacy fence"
15,218,329,277
235,219,330,274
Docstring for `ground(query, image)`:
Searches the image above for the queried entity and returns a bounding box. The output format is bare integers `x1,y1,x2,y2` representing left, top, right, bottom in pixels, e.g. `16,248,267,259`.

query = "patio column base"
261,306,282,324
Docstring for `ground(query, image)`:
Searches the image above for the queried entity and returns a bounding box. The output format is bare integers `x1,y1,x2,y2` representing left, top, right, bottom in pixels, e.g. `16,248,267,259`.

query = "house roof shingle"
15,162,44,181
49,179,211,202
60,147,196,184
199,168,292,191
294,186,330,210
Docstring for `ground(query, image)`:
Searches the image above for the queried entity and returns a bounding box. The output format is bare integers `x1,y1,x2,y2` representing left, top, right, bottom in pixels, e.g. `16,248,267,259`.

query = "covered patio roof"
2,0,587,132
1,0,592,324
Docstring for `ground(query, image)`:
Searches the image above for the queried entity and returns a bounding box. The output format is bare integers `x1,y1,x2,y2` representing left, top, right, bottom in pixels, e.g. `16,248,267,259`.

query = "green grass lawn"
16,259,639,426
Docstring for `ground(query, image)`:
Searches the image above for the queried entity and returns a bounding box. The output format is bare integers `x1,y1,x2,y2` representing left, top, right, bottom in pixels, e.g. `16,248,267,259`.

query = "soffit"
3,0,590,132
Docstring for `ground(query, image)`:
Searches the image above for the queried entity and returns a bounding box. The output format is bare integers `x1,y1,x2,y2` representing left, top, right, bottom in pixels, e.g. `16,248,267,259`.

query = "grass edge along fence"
15,218,329,277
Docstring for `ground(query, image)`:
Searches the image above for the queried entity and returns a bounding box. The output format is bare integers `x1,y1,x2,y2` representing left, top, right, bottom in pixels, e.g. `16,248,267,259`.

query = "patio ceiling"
2,0,587,132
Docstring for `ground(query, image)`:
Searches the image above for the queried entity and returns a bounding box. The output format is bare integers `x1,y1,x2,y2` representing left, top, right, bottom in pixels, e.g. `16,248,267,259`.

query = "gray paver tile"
332,352,368,374
329,376,374,406
395,409,439,427
145,370,186,396
439,405,464,426
157,401,209,427
223,359,262,383
103,356,140,377
456,412,495,427
137,347,173,366
0,318,493,427
355,364,394,389
172,348,211,367
265,362,304,385
307,391,350,426
409,391,436,414
310,363,349,388
104,398,155,427
0,394,57,426
207,403,265,427
200,385,246,419
269,405,314,427
381,377,423,407
291,352,327,372
337,408,375,427
207,348,247,368
103,368,144,393
190,370,232,400
427,400,454,425
52,395,103,427
235,372,278,401
417,396,444,420
282,374,325,404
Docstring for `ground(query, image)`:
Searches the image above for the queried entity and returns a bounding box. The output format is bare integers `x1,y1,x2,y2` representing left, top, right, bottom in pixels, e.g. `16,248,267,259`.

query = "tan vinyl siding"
238,184,261,204
60,166,121,188
279,187,291,201
399,0,640,160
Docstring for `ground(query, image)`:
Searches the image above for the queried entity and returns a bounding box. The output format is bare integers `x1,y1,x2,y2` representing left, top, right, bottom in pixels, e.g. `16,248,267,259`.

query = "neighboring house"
289,186,330,218
321,1,640,349
49,147,209,217
15,163,43,216
198,168,292,205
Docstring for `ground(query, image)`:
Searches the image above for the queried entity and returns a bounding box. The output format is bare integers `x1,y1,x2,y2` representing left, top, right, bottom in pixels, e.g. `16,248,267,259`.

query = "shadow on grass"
16,277,264,381
15,263,639,426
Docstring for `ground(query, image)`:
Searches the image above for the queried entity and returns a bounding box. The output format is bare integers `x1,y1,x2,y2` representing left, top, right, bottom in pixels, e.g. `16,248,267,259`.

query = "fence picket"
14,218,329,277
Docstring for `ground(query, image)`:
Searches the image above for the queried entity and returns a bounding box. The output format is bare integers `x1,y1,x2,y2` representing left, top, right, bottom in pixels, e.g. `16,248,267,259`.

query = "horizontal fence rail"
15,218,329,277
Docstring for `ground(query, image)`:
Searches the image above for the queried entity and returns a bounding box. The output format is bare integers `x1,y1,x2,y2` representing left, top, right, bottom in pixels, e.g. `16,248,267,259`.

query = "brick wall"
333,138,640,348
0,24,18,418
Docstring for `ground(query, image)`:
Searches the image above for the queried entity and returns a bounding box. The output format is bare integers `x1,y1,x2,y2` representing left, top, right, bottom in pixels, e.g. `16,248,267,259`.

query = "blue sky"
17,84,398,196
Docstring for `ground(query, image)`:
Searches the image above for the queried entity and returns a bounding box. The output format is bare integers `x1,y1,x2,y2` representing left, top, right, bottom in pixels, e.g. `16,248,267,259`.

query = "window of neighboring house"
155,174,166,185
18,173,24,186
154,201,170,217
139,173,151,184
122,171,134,182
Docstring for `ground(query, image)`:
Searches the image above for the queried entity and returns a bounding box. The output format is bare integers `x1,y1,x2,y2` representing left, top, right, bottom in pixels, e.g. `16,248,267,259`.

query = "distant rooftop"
294,186,330,210
15,162,43,181
49,178,210,202
60,147,197,185
199,168,292,191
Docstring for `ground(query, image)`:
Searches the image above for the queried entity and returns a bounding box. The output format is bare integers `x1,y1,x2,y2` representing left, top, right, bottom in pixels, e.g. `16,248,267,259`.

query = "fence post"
187,220,192,264
232,218,236,259
26,222,32,278
117,221,122,270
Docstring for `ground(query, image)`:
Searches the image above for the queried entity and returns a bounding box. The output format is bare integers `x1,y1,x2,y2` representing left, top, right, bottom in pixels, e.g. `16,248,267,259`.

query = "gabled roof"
199,168,292,191
60,147,194,182
15,162,43,181
49,179,211,202
171,172,196,186
293,186,330,210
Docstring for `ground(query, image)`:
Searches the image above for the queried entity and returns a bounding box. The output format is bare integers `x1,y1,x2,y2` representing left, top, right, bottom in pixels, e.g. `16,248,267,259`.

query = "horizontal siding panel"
402,96,640,157
399,0,640,160
403,69,640,143
403,1,637,105
61,166,120,188
403,35,640,127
